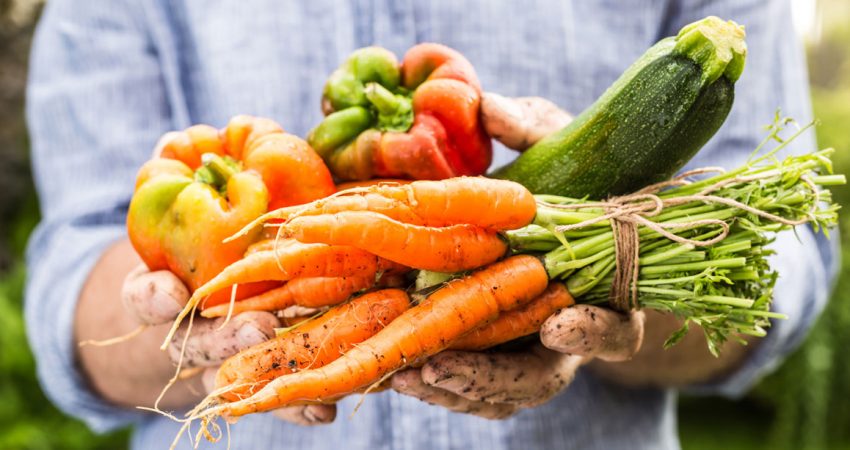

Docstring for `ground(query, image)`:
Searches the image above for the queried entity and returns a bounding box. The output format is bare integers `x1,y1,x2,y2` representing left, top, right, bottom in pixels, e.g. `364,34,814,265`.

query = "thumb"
167,311,280,367
121,265,190,326
480,93,572,151
540,305,645,362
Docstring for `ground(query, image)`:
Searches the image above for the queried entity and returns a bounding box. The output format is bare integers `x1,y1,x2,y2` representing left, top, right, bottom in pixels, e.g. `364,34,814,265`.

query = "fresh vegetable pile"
166,141,839,424
111,15,843,447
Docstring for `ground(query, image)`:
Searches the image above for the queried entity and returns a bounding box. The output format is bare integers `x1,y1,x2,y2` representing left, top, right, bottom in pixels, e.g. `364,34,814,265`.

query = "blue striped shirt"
25,1,837,449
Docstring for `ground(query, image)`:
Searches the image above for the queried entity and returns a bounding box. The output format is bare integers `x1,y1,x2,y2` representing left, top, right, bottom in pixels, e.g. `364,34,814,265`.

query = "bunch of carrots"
154,132,841,438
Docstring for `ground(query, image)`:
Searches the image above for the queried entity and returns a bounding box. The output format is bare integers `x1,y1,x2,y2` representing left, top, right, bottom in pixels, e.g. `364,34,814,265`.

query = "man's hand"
392,306,644,419
75,240,336,425
124,265,338,425
480,93,572,151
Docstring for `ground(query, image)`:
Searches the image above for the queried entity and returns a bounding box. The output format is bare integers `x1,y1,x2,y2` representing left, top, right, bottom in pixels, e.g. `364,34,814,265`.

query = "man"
25,1,835,449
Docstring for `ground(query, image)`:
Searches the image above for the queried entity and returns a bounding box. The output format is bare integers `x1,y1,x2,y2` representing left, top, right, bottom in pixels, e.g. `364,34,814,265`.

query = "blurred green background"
1,0,848,449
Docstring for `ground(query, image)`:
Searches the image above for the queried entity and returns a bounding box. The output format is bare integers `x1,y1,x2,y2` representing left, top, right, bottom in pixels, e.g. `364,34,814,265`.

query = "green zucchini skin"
492,18,744,199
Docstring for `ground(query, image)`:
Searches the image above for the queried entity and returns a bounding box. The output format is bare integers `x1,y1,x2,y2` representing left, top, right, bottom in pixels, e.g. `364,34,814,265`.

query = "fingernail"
201,368,217,394
237,324,269,347
432,375,469,392
149,290,183,317
488,94,520,116
303,405,334,424
542,314,584,353
544,336,580,355
302,407,319,423
390,375,410,390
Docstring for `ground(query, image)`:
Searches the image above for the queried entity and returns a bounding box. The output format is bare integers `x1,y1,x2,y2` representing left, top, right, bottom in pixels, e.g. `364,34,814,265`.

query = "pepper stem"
364,82,415,132
195,153,239,192
364,82,404,115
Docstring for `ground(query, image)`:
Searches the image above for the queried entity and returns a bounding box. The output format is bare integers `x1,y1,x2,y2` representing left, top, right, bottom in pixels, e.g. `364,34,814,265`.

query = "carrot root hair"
77,324,148,347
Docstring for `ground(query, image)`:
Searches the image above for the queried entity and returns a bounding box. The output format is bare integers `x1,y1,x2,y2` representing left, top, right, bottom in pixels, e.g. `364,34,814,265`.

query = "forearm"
74,239,202,409
588,310,755,388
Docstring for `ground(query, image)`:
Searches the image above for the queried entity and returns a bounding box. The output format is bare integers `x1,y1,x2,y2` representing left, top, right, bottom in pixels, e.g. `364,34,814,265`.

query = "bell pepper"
308,43,492,181
127,115,335,308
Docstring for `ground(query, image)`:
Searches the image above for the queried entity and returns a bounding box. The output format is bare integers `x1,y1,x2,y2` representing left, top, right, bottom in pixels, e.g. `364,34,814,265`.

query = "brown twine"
541,169,820,312
607,209,640,311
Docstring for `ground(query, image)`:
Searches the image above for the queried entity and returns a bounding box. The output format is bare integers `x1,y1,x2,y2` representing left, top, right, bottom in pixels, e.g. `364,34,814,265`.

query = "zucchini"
492,16,747,198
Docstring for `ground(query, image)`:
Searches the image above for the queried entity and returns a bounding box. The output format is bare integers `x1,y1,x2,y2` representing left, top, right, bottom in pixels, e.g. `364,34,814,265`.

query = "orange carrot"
243,239,283,255
230,193,425,242
294,192,424,224
162,243,402,349
215,289,410,401
450,282,574,351
245,240,271,255
377,177,537,231
192,244,402,302
218,255,548,416
335,179,410,190
283,211,507,272
226,177,536,242
201,276,376,318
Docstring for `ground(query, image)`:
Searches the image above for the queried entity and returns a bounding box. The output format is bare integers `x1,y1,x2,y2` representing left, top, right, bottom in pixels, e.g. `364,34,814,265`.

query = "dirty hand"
392,306,644,419
122,265,336,425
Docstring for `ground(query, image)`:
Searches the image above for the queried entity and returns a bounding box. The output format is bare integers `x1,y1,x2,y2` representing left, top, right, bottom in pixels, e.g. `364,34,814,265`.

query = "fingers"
167,311,280,367
280,305,321,319
392,369,517,419
121,265,190,325
202,367,336,425
271,404,337,426
480,93,572,151
540,305,645,362
419,347,581,408
201,367,219,394
321,97,335,116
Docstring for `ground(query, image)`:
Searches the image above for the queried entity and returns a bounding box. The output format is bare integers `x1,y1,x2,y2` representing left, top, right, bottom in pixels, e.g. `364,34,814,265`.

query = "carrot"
450,282,574,351
293,193,425,224
283,211,507,272
162,242,403,349
243,239,281,255
230,193,426,242
217,255,548,416
215,289,410,401
335,179,410,190
192,244,402,302
201,276,376,318
226,177,536,242
376,177,537,230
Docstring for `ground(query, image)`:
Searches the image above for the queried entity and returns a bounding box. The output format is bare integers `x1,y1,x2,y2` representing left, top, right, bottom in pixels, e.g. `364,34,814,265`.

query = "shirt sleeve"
24,0,173,432
661,0,840,396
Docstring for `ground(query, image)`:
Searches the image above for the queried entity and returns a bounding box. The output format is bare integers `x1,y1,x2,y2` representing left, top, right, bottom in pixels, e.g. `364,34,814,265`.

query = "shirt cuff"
686,226,836,397
25,220,145,433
